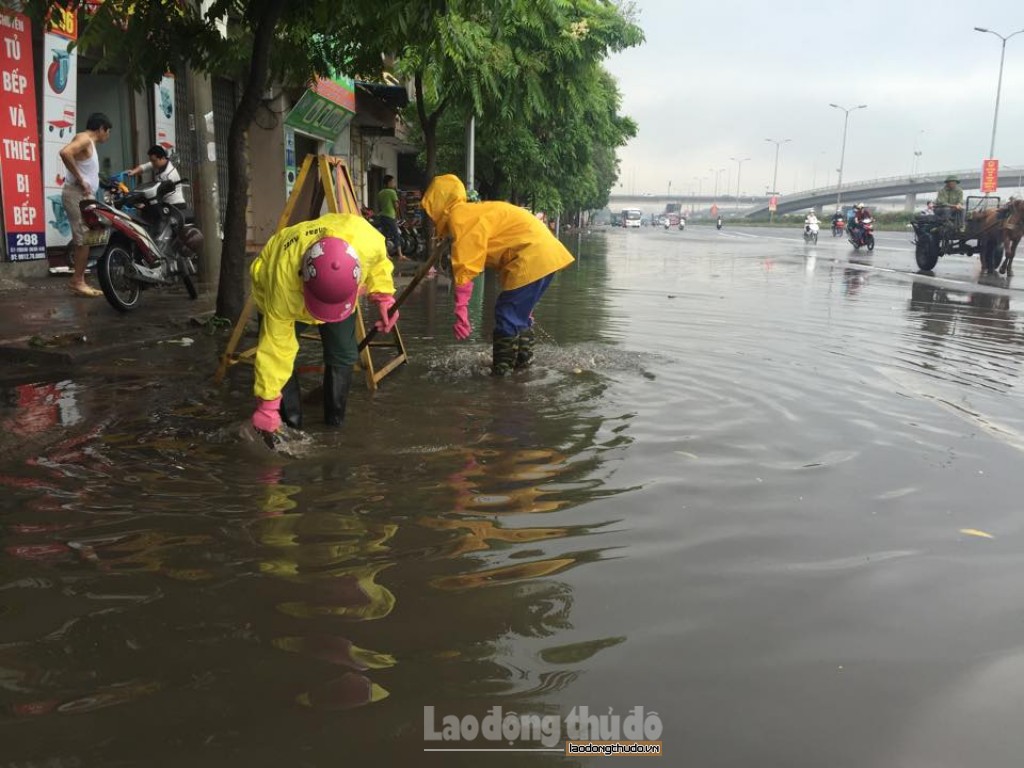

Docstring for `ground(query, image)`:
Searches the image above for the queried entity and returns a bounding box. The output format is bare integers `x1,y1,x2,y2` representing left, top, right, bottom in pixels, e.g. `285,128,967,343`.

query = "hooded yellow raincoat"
421,175,574,290
250,213,394,401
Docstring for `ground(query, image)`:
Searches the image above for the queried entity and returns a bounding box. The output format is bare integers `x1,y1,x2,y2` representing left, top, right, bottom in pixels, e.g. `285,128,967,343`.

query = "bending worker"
250,213,397,434
421,175,574,376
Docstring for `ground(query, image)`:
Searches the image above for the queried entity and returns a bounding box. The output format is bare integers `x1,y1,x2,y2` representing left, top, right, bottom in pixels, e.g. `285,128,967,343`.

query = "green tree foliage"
347,0,642,189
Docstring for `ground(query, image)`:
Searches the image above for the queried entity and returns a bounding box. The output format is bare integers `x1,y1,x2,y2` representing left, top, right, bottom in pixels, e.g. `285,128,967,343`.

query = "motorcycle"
848,217,875,251
362,205,403,261
80,178,202,312
679,218,686,232
716,217,723,231
831,219,845,237
803,220,820,244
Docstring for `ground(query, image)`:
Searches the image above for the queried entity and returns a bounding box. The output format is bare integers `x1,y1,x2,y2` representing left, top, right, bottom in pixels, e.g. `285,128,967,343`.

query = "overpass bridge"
743,167,1024,217
607,166,1023,218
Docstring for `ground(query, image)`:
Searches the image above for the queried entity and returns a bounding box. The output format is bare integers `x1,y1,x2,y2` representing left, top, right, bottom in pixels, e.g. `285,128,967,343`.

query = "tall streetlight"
709,167,726,199
830,103,867,211
975,26,1024,158
764,138,791,196
911,130,924,177
765,138,790,223
730,156,750,210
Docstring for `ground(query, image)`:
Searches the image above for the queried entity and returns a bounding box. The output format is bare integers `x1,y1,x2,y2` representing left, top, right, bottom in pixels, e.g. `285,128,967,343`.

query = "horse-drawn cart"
911,195,1004,273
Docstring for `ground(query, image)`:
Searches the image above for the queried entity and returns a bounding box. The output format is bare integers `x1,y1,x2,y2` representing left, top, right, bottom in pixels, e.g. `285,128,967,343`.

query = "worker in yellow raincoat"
421,175,574,375
250,213,396,433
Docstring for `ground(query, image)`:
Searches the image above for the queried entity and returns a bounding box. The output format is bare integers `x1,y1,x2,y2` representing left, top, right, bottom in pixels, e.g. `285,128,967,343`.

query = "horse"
996,198,1024,275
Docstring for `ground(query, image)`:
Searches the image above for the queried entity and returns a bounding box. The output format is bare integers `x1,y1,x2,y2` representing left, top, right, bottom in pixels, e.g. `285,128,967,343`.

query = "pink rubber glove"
453,281,473,340
370,293,398,333
252,396,282,433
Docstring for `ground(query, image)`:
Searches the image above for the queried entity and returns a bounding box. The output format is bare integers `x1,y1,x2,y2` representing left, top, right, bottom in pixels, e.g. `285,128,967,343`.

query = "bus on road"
622,208,642,228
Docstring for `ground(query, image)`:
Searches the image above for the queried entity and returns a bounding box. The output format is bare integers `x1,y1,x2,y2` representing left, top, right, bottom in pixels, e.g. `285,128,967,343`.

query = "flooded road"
3,224,1024,767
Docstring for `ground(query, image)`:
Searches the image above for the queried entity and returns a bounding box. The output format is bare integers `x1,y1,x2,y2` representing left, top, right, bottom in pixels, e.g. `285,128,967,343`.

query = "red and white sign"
768,195,779,212
0,9,46,261
981,159,999,194
41,4,78,248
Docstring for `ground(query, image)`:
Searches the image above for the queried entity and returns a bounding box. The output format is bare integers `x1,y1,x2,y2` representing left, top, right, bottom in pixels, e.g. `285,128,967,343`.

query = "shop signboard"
285,73,355,141
154,74,176,156
0,9,46,260
41,3,78,248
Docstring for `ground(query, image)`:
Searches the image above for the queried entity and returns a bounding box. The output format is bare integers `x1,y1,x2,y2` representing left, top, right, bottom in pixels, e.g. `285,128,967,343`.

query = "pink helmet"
299,237,361,322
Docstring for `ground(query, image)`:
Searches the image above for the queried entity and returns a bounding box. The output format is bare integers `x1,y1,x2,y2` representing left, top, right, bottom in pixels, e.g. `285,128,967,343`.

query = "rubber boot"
279,375,303,429
491,332,519,377
514,327,536,370
323,365,354,426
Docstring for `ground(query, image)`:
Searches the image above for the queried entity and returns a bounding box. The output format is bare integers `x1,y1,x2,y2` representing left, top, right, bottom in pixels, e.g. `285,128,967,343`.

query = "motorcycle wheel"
97,245,142,312
812,232,818,244
915,235,939,271
865,233,875,251
179,256,198,300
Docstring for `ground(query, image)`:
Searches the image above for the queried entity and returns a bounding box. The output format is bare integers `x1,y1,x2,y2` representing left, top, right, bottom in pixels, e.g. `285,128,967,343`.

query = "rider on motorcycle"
805,211,820,227
831,210,845,231
849,203,871,242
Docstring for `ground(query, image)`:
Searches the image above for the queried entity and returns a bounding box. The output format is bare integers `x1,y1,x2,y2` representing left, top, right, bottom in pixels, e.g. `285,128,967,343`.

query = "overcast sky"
604,0,1024,197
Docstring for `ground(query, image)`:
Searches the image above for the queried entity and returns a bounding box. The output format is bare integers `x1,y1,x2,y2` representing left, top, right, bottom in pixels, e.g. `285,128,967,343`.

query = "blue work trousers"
493,274,554,338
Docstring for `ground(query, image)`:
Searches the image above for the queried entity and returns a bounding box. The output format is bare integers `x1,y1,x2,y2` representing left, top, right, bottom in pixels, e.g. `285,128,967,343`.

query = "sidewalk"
0,272,216,374
0,264,433,378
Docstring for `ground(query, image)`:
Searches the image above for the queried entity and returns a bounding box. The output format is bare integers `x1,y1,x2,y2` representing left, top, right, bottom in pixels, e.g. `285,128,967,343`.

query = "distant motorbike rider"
249,213,397,434
421,174,574,376
831,210,845,233
849,203,871,242
805,211,820,227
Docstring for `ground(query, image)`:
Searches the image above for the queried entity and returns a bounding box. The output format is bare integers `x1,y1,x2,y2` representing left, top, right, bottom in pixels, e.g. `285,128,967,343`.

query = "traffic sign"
768,196,778,212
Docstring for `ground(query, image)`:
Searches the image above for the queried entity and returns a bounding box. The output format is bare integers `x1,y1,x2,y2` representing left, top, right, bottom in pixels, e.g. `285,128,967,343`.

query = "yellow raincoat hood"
421,174,466,237
421,175,574,291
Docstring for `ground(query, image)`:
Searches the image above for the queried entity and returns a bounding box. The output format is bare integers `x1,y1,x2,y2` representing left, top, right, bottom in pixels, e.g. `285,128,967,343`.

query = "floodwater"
3,224,1024,767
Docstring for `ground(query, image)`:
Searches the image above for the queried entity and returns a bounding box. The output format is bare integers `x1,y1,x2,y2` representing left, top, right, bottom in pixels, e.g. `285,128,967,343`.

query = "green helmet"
944,175,960,183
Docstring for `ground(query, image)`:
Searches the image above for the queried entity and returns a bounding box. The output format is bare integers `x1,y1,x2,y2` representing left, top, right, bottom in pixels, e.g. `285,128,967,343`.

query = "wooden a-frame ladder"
214,154,408,390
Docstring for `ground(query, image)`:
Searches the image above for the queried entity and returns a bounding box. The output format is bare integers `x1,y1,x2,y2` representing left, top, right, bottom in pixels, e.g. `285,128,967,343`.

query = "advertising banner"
41,4,78,249
981,159,999,194
0,10,46,261
154,74,176,156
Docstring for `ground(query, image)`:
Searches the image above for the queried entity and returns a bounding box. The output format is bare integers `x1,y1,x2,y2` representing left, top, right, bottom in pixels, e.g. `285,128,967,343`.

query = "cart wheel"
915,234,940,271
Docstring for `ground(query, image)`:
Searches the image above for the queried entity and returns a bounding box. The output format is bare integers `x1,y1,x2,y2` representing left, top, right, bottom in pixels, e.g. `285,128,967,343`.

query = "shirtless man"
59,113,113,297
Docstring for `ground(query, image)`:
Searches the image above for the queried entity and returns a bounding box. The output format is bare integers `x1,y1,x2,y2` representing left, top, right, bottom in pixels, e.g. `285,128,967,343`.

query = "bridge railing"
782,168,984,201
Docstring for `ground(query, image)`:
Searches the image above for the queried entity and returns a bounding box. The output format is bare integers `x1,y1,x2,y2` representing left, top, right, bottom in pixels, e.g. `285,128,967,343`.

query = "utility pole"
765,138,790,223
830,103,867,211
974,26,1024,158
730,156,749,210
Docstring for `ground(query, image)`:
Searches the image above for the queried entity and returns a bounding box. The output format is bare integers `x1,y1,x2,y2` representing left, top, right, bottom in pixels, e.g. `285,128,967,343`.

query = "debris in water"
160,337,195,347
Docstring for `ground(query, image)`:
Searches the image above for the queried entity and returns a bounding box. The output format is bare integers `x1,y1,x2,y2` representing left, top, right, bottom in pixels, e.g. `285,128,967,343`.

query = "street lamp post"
911,130,924,177
765,138,790,222
709,168,726,200
975,26,1024,158
730,156,750,210
830,103,867,211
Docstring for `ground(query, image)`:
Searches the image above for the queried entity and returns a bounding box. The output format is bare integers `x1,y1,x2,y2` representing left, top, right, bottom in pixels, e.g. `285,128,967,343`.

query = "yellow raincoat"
250,213,394,400
421,175,574,290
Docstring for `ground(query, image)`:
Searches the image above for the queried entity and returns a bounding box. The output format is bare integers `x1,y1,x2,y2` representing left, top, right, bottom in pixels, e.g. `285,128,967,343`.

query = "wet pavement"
2,225,1024,767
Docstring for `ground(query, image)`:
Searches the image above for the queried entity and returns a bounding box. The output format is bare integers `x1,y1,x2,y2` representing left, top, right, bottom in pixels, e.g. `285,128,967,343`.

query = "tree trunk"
214,2,284,323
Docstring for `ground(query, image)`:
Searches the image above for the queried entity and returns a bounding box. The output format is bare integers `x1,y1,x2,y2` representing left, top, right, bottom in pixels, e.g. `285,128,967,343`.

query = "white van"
622,208,642,228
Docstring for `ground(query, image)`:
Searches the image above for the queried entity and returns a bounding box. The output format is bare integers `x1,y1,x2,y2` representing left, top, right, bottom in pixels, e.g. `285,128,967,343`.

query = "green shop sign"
285,75,355,140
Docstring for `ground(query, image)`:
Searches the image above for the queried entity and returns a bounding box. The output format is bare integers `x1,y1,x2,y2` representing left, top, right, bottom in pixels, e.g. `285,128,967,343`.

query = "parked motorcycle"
848,217,875,251
80,178,202,311
803,220,820,244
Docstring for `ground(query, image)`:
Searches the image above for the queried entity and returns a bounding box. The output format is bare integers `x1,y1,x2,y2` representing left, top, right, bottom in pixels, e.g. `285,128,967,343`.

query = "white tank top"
76,138,100,194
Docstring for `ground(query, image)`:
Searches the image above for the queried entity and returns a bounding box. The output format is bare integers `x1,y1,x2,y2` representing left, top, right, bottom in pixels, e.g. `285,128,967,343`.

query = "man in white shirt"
128,145,186,207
